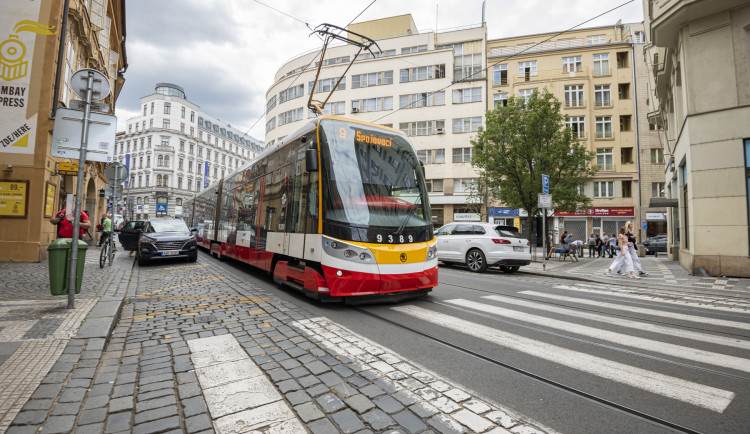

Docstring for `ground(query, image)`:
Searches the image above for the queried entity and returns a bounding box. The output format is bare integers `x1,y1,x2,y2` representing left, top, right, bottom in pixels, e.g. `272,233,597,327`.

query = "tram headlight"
323,236,374,264
426,245,437,260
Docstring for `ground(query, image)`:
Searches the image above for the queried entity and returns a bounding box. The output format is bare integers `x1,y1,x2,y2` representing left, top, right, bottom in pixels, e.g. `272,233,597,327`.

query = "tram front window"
319,119,432,243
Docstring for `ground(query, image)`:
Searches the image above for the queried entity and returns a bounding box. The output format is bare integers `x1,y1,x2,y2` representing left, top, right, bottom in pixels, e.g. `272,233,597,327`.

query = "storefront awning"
648,198,678,208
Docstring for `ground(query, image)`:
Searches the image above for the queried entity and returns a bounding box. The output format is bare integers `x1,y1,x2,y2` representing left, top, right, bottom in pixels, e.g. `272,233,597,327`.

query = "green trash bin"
48,238,88,296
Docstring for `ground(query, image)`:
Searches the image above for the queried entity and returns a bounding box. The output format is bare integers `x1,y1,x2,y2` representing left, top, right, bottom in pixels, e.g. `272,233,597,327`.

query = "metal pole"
542,211,546,271
67,71,95,309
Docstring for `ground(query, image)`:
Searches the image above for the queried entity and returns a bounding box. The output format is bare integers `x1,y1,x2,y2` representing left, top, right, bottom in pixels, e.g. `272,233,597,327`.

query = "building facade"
643,0,750,276
0,0,126,261
265,15,488,228
115,83,264,220
486,23,662,243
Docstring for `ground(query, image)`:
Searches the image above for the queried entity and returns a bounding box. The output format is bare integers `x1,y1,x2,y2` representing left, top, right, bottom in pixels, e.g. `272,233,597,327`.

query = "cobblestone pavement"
6,252,548,433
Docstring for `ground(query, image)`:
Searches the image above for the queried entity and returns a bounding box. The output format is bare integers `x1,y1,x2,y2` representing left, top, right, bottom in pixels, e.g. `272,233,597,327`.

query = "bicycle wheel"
99,242,109,268
108,240,115,266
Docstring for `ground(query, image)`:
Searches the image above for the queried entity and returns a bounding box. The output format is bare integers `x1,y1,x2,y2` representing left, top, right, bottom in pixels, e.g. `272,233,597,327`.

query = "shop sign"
554,207,634,217
646,212,667,221
488,207,520,217
454,213,481,221
0,180,28,217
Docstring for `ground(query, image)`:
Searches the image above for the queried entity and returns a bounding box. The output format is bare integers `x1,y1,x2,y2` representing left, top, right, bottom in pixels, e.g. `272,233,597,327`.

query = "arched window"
163,175,168,186
137,197,142,205
158,155,164,167
144,197,150,204
176,198,182,206
156,175,162,186
165,156,170,167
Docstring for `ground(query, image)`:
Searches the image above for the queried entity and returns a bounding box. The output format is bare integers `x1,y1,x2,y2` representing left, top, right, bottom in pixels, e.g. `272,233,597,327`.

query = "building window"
417,149,445,164
564,85,584,107
161,137,169,146
399,65,446,82
596,148,613,171
587,35,606,45
279,84,304,103
350,71,392,89
616,51,629,68
163,119,170,129
454,53,483,81
594,85,611,107
493,93,508,108
399,91,445,109
351,97,393,113
621,147,633,164
402,45,427,54
493,64,508,86
454,178,476,194
266,95,277,111
452,117,482,133
593,54,610,76
651,148,664,164
187,179,192,191
594,181,614,197
309,77,346,93
426,179,444,193
562,56,582,72
179,158,184,170
620,115,632,132
596,117,613,139
143,105,147,116
452,147,473,163
519,89,536,103
164,102,171,114
652,182,665,198
618,83,631,100
266,118,276,132
518,61,537,81
308,101,345,118
398,120,445,136
150,102,154,114
157,155,164,167
633,31,645,44
565,116,585,138
452,88,482,104
278,107,304,126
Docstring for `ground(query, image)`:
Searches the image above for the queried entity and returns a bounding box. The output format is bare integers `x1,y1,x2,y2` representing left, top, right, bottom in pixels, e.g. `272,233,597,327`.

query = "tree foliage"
471,89,596,236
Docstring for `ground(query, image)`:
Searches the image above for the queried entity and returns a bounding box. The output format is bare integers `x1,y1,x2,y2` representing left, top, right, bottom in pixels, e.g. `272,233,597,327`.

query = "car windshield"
495,228,522,238
148,220,189,233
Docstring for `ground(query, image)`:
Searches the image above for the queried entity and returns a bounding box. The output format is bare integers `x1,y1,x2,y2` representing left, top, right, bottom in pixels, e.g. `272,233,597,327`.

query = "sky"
115,0,644,140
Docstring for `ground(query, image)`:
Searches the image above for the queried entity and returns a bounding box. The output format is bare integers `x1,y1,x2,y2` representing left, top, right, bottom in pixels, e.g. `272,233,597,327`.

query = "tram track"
353,302,708,434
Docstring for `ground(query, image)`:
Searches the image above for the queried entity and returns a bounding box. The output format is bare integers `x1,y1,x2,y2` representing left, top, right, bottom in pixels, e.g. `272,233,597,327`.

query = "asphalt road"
210,253,750,434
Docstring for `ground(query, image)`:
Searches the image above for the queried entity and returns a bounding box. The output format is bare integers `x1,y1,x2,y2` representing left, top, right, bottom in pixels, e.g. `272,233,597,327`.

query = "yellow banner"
0,181,28,217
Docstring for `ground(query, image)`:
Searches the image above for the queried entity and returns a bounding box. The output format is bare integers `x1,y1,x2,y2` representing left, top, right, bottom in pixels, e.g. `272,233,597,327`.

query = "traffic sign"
642,221,647,230
104,162,128,183
50,108,117,162
542,174,550,195
538,193,552,208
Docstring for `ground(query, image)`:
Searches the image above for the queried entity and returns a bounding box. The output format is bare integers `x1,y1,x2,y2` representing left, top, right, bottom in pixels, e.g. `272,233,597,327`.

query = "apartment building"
115,83,264,220
486,24,662,242
0,0,126,261
643,0,750,277
265,14,487,228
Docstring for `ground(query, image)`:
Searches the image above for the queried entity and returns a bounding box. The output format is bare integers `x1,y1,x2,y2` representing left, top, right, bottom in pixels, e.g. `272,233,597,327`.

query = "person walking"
594,233,603,258
601,233,609,257
608,233,616,258
605,226,639,278
50,208,91,239
587,233,596,257
625,221,646,276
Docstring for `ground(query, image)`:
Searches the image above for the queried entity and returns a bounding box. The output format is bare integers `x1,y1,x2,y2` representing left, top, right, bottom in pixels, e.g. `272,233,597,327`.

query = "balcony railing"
564,99,586,108
593,67,611,77
595,131,614,140
594,98,612,108
596,163,615,171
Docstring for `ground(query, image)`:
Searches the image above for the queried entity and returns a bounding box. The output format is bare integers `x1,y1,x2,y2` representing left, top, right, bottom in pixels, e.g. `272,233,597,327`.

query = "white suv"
435,223,531,273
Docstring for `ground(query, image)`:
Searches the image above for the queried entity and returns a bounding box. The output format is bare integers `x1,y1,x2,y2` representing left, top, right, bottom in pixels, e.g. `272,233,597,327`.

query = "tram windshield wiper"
395,193,422,235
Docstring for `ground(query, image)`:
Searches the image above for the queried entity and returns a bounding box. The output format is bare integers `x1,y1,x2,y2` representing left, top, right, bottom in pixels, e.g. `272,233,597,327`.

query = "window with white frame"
565,116,585,138
278,107,303,126
454,178,476,194
596,148,614,170
518,61,537,80
452,147,473,163
351,71,393,88
519,88,536,103
594,85,611,107
594,181,614,197
562,56,582,72
452,117,482,133
308,77,345,93
266,95,277,111
593,54,610,76
650,148,664,164
309,101,345,117
493,93,508,108
426,179,444,193
399,91,445,109
351,97,393,113
266,117,276,132
399,65,446,82
417,149,445,164
279,84,304,103
455,53,483,81
652,182,665,198
163,119,170,129
164,102,171,114
452,87,482,104
564,85,584,107
587,35,606,45
493,64,508,85
399,120,445,136
633,31,645,44
402,45,427,54
355,49,396,60
596,117,613,139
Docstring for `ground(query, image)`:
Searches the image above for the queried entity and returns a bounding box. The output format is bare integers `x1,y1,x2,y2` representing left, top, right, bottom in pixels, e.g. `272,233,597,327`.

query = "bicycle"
99,231,115,267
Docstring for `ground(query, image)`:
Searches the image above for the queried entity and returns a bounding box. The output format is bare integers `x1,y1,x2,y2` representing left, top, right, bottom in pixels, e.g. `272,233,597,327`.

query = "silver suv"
435,223,531,273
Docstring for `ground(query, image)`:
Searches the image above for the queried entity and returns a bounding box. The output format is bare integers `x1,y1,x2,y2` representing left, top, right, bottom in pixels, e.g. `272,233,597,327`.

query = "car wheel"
500,266,519,273
465,249,487,273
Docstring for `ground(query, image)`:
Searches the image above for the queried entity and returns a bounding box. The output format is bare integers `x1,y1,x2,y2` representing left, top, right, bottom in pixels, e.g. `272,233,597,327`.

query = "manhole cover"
194,315,216,323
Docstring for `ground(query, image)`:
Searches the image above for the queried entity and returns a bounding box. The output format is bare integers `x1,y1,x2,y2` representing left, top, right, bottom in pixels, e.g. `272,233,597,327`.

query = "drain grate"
194,314,216,323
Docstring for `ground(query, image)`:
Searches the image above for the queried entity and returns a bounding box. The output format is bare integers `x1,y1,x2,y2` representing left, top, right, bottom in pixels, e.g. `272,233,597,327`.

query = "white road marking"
530,289,750,330
187,334,305,432
478,294,750,350
445,298,750,372
391,305,735,413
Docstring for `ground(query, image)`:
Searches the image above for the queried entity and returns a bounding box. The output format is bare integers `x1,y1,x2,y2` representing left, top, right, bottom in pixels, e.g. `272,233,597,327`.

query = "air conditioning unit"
436,128,444,134
352,108,360,113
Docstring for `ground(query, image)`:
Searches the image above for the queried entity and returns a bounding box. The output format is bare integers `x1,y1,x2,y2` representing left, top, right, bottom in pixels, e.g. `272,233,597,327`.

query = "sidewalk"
522,251,750,294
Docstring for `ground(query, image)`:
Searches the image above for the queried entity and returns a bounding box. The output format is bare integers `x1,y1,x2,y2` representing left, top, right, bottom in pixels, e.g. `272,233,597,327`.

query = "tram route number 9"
376,234,413,243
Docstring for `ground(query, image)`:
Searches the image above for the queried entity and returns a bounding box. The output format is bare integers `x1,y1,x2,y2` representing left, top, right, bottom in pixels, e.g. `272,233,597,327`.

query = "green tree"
464,173,496,222
471,89,596,239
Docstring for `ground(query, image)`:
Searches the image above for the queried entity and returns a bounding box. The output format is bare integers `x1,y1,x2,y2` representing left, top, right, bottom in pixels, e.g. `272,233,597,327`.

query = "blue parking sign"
542,174,550,194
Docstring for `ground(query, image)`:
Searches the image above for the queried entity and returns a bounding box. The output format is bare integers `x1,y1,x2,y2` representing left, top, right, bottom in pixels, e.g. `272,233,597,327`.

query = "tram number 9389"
376,234,413,243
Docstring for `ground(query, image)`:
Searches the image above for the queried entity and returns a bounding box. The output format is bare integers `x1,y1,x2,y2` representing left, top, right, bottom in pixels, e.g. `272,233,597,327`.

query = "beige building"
643,0,750,276
486,24,662,243
265,15,488,228
0,0,127,261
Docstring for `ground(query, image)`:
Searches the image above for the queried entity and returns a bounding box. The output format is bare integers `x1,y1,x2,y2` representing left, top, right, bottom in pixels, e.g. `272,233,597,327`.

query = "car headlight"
323,237,373,264
141,236,156,245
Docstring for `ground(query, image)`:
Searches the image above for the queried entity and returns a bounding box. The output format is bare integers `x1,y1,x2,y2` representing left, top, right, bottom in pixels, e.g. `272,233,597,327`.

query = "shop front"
554,207,635,243
645,212,667,237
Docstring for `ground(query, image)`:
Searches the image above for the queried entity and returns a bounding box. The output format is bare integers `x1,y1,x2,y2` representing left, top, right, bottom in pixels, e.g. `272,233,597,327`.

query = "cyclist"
98,213,116,251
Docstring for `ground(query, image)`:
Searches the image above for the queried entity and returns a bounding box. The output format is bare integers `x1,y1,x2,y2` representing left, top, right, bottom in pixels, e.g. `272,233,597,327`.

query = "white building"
265,15,487,227
116,83,264,220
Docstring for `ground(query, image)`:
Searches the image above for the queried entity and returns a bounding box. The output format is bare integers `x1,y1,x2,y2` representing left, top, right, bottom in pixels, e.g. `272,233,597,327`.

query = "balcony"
593,67,611,77
564,99,586,108
594,98,612,108
596,163,615,172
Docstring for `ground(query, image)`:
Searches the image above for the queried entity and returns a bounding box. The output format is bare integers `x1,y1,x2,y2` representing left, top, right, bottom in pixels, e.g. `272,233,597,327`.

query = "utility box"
637,244,646,257
48,239,88,295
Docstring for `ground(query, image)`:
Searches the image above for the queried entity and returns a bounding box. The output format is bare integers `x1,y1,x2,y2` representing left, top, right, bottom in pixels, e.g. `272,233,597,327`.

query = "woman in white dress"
605,226,639,279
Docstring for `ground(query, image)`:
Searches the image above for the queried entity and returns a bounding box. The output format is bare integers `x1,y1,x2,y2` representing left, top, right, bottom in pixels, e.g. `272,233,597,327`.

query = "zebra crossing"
389,284,750,414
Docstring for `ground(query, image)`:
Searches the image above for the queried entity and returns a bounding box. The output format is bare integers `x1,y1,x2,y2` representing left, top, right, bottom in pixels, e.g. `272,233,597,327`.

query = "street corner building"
0,0,127,262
